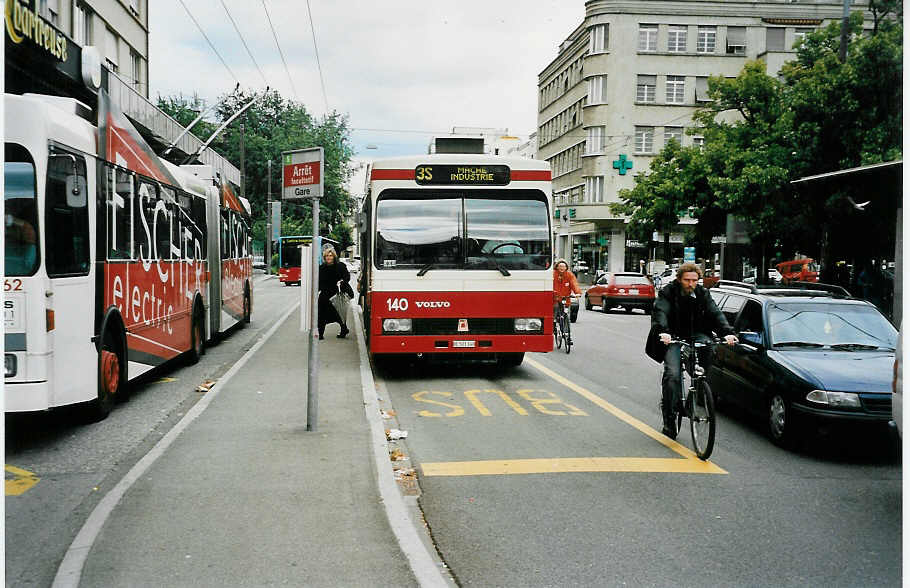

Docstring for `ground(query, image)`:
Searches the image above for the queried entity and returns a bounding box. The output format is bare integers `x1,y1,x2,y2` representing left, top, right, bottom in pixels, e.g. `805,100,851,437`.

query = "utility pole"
266,159,272,275
240,122,246,197
838,0,851,62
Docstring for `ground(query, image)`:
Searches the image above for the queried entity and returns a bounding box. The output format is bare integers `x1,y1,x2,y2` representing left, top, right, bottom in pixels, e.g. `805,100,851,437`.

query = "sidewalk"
65,307,432,587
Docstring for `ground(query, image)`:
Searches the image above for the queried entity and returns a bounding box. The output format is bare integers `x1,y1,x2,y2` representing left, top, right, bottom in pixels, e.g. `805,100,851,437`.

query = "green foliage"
157,89,357,253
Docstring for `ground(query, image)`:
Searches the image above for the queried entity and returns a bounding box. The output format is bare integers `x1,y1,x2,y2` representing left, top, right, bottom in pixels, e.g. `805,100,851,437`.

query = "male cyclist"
553,258,581,342
647,263,737,439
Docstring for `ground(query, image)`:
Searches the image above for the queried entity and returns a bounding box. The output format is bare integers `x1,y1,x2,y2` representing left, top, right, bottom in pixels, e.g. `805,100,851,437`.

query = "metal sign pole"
308,197,319,431
266,160,272,275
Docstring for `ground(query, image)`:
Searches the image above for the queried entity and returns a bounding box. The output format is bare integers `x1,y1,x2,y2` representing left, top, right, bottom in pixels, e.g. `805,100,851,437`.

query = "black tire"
690,379,716,460
187,305,205,364
601,299,610,313
624,306,633,313
89,328,122,421
242,289,251,324
500,352,524,367
645,305,653,315
768,393,796,447
554,317,563,349
563,320,572,354
584,295,592,311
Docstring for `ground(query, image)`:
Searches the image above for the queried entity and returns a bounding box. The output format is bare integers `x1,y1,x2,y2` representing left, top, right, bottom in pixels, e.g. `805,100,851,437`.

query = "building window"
589,24,609,53
635,127,654,154
793,28,814,48
697,26,716,53
130,50,142,89
766,27,785,51
695,76,711,102
692,136,705,149
73,1,91,45
664,127,683,146
726,26,746,55
585,176,605,203
129,0,140,15
588,75,607,104
586,127,605,154
106,28,119,70
638,24,657,52
668,25,687,52
636,75,656,103
666,75,685,104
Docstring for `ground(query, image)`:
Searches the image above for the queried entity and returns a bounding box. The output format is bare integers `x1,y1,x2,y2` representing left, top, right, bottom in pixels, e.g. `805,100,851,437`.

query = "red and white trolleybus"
4,92,253,418
359,154,553,367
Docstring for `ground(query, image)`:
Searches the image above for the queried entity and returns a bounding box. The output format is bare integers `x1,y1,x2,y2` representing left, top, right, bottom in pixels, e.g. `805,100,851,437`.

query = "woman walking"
318,245,353,339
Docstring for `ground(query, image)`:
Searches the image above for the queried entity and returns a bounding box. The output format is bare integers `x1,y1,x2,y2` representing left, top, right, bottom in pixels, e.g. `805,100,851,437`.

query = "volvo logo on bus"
415,301,451,308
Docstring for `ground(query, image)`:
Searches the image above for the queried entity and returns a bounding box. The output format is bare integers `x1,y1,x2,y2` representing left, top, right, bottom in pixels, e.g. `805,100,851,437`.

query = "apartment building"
538,0,872,273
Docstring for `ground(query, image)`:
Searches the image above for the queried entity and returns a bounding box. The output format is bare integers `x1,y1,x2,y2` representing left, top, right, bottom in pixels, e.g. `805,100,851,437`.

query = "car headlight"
382,318,412,333
806,389,861,408
514,318,543,332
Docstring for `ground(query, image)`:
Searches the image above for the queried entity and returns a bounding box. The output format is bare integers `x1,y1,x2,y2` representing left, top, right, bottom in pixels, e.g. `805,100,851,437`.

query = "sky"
148,1,584,162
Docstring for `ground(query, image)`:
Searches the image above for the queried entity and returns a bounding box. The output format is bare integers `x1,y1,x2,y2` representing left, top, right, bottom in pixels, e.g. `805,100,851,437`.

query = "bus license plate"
453,340,475,348
4,294,24,331
629,289,639,295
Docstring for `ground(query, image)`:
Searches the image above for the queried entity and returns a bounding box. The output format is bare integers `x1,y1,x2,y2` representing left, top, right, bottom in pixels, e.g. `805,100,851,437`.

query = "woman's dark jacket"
645,280,733,362
318,260,352,298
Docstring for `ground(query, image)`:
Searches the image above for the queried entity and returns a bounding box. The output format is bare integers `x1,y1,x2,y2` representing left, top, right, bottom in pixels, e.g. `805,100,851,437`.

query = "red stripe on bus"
510,170,551,181
371,169,416,180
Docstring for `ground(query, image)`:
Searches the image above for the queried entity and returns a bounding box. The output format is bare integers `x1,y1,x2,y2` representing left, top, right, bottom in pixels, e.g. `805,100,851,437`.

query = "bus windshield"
375,191,551,270
4,144,40,276
281,240,304,268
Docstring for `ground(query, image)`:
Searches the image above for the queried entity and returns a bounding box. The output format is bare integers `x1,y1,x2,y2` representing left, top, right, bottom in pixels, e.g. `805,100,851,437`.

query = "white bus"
359,154,554,367
4,92,253,419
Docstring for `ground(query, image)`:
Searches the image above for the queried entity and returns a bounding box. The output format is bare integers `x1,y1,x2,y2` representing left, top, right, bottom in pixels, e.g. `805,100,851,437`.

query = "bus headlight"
382,318,412,333
5,354,17,378
806,389,861,408
514,318,543,332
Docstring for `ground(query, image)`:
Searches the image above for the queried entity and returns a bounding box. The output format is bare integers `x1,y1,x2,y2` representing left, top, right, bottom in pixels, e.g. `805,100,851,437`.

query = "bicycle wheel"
563,316,572,354
554,318,563,349
689,378,716,460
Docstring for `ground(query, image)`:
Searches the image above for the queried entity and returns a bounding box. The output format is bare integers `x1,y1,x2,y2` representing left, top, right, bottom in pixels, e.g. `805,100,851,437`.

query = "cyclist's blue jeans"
661,334,713,421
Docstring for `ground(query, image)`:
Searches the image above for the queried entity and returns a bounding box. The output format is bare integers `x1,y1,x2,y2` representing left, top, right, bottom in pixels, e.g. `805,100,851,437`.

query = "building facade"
538,0,872,274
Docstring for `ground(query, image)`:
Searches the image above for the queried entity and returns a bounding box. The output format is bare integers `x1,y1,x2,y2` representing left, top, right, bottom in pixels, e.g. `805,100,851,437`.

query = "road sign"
282,147,324,200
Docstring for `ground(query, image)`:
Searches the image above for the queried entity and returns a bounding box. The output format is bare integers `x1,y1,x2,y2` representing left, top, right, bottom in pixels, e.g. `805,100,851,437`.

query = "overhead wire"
261,0,298,100
176,0,240,85
305,0,330,114
220,0,269,87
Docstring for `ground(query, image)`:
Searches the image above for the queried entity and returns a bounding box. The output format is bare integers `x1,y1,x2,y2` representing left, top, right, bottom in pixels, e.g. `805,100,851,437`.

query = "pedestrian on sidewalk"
318,244,353,339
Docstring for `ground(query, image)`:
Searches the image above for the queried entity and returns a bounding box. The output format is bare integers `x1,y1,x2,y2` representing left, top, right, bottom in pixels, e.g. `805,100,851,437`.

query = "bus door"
44,146,96,408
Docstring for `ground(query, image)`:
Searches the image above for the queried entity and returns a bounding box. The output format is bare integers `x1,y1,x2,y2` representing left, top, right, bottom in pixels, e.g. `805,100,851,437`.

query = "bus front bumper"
370,334,552,354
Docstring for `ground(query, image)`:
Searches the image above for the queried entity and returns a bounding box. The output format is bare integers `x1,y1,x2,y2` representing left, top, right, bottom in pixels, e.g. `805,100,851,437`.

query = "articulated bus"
277,235,338,286
359,154,553,367
4,92,253,419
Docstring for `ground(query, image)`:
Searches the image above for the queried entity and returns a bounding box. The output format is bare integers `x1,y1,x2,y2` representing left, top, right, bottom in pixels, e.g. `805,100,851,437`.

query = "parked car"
707,281,897,447
777,258,819,284
584,272,656,314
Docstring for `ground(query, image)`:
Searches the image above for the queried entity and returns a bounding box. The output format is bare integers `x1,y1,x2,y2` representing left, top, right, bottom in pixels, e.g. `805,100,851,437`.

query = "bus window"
375,196,462,268
221,210,231,260
45,150,89,277
4,144,40,276
465,195,550,270
106,166,134,260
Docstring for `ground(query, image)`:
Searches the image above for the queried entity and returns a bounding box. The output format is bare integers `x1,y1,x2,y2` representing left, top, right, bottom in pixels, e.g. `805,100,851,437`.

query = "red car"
584,272,656,314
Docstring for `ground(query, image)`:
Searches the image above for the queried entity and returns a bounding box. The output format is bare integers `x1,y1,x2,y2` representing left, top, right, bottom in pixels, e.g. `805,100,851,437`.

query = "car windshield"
614,275,646,286
375,190,551,270
768,302,897,349
5,144,40,276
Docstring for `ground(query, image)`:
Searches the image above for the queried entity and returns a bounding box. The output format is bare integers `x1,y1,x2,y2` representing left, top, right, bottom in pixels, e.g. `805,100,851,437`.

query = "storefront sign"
5,0,68,62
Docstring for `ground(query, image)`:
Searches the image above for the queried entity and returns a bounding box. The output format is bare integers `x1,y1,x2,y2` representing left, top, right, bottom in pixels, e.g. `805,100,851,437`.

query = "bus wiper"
773,341,824,348
484,253,511,277
417,262,435,277
830,343,882,351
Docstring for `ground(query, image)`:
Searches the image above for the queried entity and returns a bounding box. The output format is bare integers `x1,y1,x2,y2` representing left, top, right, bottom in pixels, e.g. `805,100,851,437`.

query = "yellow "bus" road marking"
418,358,727,477
5,465,40,495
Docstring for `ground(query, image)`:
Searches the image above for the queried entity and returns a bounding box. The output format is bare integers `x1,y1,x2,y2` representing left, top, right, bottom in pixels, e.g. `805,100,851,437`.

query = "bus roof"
369,153,549,171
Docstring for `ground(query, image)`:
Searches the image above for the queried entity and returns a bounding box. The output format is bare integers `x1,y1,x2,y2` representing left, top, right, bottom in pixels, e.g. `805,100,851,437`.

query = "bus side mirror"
357,211,367,234
66,175,88,208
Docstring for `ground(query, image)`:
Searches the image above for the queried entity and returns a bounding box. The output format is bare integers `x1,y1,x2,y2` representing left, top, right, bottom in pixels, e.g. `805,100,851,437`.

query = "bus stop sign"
282,147,323,200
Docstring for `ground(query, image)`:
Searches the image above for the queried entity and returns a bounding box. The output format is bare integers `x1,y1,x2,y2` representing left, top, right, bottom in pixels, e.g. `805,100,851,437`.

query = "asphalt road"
377,302,902,587
4,271,299,588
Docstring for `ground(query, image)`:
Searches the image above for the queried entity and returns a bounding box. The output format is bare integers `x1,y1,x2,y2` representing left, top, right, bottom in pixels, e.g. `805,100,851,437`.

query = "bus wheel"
188,306,205,364
500,352,524,368
243,291,251,324
90,331,121,420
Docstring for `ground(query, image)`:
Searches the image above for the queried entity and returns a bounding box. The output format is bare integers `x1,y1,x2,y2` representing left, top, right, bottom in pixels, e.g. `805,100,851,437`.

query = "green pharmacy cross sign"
612,154,633,175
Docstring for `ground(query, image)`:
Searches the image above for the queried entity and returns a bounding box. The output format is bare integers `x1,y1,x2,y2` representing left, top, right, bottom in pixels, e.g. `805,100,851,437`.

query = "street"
4,278,901,587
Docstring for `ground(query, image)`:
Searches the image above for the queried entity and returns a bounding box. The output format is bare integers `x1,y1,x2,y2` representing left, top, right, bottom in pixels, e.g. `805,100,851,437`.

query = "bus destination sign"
415,165,510,186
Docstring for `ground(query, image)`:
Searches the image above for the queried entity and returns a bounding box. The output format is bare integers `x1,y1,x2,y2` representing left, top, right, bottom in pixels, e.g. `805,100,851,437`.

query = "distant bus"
277,235,339,285
359,154,553,367
4,92,253,419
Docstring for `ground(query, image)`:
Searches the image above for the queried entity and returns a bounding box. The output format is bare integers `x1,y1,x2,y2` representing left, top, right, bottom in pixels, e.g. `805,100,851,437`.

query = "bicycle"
662,338,718,460
553,296,573,354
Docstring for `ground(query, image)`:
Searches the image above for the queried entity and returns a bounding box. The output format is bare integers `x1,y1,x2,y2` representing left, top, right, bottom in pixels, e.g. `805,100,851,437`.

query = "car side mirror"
739,331,763,347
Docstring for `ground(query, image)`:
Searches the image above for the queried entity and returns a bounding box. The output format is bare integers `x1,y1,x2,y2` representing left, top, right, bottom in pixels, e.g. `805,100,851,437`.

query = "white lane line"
52,300,300,588
351,306,451,588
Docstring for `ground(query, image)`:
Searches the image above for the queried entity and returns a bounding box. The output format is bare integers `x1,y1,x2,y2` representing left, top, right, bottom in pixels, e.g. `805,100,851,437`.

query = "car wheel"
768,393,796,447
601,298,610,313
584,295,592,311
644,304,653,315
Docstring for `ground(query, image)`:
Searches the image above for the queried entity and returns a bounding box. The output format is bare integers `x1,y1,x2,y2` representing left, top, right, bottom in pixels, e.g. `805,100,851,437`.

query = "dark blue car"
707,282,897,447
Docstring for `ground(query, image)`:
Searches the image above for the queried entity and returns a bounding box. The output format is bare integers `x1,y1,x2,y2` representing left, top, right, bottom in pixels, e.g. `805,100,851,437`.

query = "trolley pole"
266,160,272,276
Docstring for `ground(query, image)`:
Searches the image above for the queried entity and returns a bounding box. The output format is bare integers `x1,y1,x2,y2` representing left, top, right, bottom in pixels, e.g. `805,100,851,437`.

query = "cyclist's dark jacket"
645,280,733,362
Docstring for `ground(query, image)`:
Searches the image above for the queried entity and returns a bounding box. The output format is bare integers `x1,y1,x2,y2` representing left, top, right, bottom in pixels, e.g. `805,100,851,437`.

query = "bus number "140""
386,297,408,311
